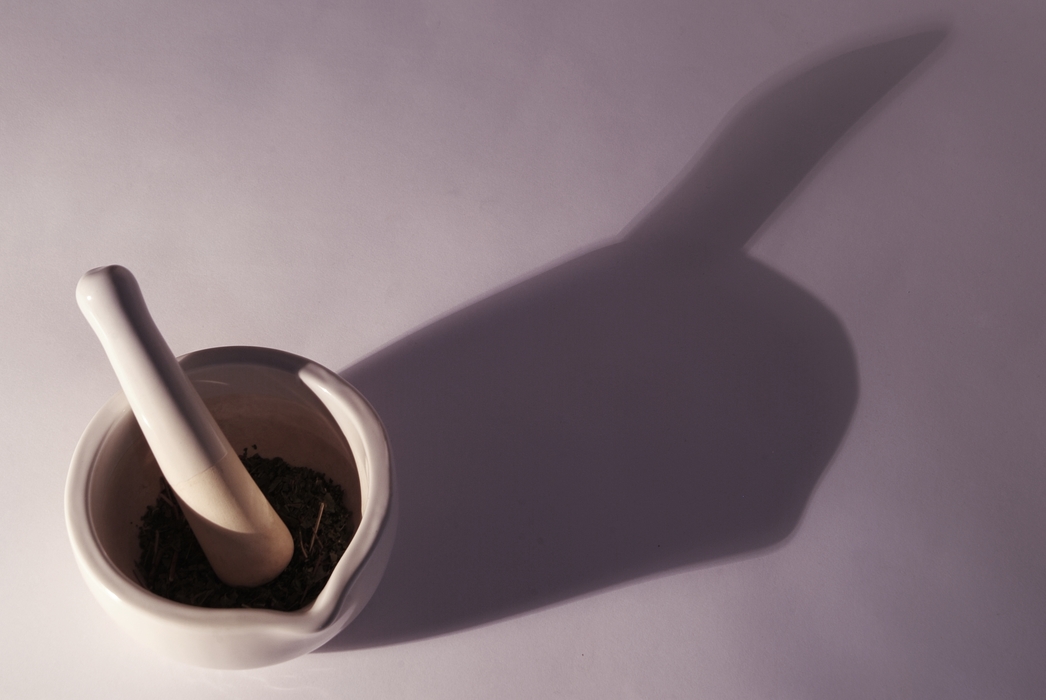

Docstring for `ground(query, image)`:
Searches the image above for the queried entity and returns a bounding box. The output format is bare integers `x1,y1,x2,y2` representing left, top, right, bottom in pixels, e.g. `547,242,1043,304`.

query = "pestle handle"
76,265,293,587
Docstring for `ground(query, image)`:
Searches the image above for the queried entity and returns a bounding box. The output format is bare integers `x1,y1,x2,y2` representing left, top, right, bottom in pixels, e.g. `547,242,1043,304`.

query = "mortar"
65,346,395,669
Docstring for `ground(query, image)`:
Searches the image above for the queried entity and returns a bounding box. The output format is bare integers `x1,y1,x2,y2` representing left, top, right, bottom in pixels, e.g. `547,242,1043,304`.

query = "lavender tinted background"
2,2,1044,698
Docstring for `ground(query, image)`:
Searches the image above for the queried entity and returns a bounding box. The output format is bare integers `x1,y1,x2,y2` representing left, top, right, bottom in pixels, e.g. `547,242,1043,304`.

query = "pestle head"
77,265,293,587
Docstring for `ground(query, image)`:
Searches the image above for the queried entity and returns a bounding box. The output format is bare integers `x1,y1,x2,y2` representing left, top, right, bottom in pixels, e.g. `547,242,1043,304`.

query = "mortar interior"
87,361,363,587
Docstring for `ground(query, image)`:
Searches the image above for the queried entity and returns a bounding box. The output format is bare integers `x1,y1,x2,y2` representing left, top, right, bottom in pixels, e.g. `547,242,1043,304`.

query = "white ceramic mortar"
66,346,395,669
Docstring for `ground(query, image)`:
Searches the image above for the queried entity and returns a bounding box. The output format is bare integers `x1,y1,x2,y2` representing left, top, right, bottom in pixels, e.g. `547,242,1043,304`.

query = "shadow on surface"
322,29,946,650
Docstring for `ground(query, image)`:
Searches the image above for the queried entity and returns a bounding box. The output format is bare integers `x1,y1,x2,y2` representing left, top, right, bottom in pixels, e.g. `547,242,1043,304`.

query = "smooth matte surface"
2,1,1044,697
76,266,296,587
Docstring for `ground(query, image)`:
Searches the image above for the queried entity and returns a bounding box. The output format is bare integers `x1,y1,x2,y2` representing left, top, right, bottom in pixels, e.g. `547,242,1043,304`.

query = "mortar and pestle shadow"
322,28,947,650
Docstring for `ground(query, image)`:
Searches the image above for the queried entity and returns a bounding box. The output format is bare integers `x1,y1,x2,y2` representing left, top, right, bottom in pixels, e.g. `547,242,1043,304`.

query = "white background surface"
2,1,1045,697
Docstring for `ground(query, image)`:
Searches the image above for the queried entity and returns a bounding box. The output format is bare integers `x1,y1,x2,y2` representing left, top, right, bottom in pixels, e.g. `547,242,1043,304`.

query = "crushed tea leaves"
135,449,355,611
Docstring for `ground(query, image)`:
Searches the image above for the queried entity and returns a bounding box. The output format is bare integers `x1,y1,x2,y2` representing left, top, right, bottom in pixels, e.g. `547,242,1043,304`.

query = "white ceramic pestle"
76,265,294,587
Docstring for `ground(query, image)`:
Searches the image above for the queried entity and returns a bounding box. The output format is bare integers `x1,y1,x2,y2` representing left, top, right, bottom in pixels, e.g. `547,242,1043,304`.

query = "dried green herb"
135,448,355,611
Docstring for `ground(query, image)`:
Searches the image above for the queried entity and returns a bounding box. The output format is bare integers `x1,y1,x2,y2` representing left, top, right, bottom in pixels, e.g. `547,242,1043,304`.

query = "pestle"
76,265,294,587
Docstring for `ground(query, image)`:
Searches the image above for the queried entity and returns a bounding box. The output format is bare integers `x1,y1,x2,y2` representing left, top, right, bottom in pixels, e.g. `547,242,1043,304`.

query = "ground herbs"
135,449,356,611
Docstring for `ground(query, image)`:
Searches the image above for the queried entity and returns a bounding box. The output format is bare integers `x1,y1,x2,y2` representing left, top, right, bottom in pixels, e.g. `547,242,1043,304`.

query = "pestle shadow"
321,28,947,650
